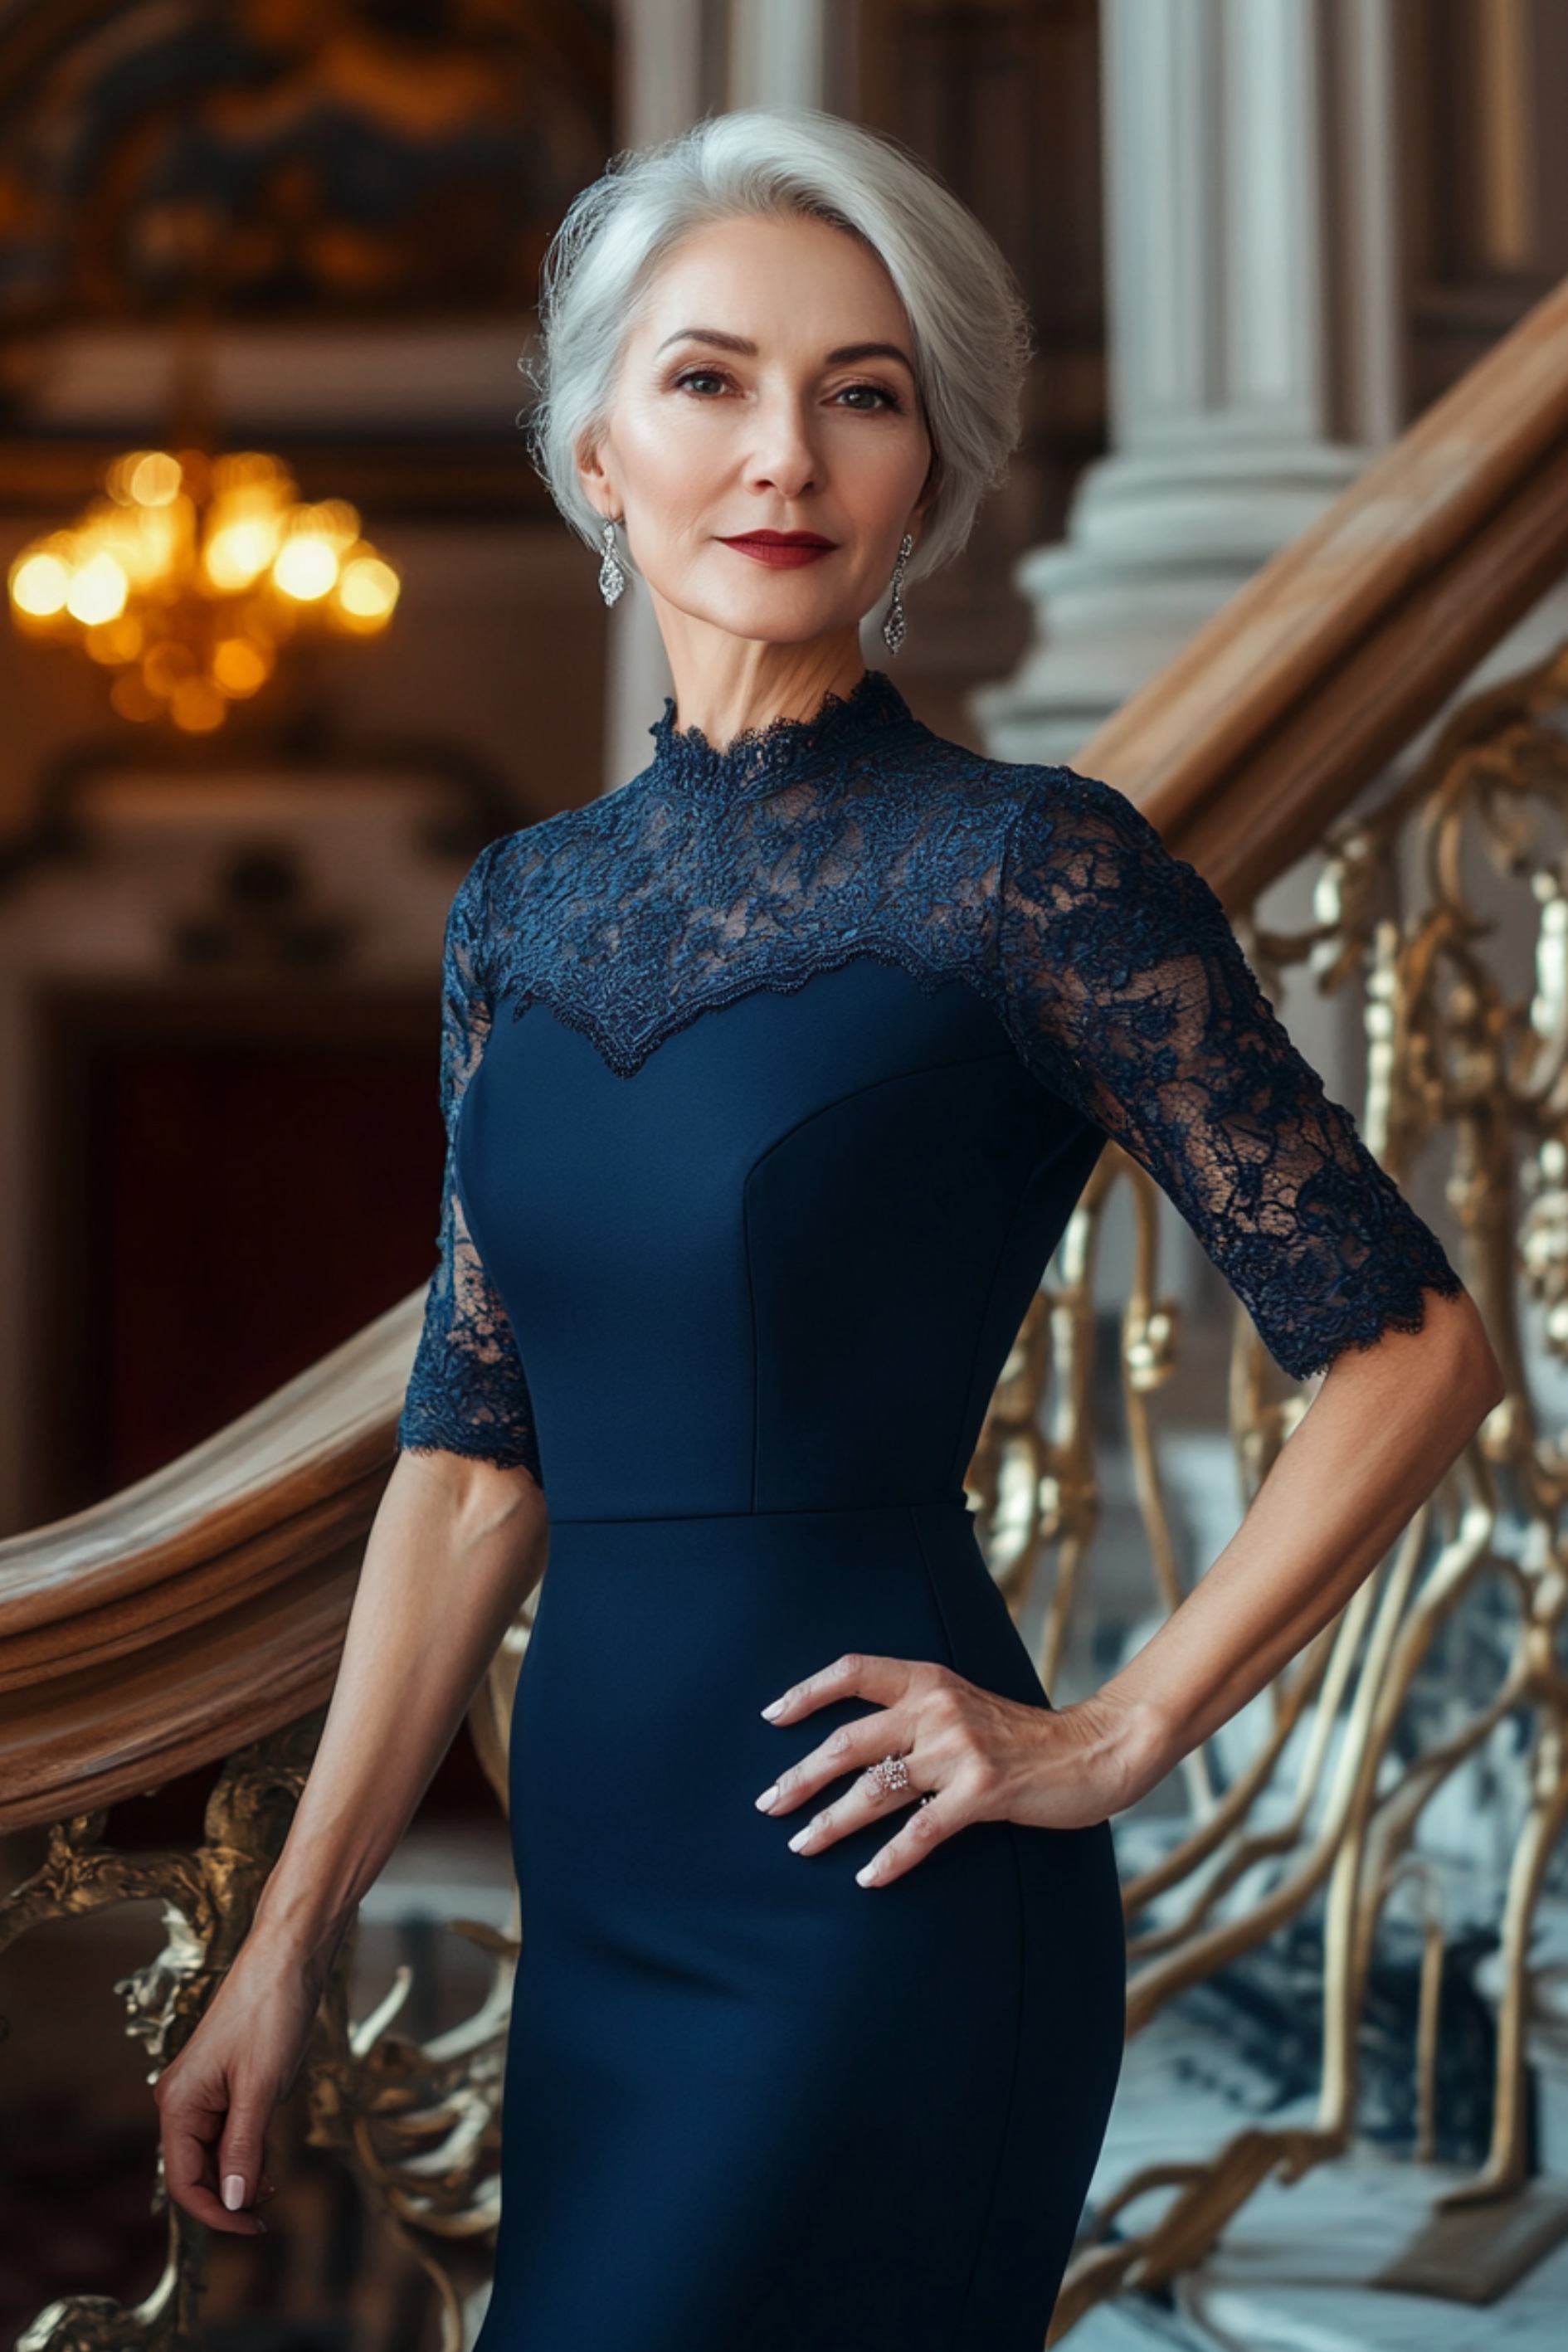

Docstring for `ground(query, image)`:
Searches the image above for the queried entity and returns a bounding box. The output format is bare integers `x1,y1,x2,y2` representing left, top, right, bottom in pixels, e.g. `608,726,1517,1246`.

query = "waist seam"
549,1493,973,1529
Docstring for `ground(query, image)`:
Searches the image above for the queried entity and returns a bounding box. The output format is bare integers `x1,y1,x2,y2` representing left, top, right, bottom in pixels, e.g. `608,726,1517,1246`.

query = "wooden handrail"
6,273,1568,1831
0,1298,420,1829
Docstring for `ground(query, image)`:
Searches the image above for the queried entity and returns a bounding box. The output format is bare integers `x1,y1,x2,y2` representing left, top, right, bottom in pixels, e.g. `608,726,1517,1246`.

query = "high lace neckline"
646,667,917,797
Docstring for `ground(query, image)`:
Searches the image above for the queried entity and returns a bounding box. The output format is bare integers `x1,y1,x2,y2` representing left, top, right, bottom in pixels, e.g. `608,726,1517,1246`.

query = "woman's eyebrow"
656,327,757,354
825,342,915,373
655,328,916,373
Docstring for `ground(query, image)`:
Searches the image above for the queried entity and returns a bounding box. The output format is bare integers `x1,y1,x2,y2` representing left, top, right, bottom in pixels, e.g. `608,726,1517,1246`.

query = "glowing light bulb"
66,552,129,626
124,503,183,585
337,555,401,624
10,551,72,617
206,519,281,592
127,451,183,507
212,637,272,696
273,534,339,601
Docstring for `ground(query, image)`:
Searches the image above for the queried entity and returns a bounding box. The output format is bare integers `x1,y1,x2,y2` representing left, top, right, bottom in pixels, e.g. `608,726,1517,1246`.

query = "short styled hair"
526,107,1031,585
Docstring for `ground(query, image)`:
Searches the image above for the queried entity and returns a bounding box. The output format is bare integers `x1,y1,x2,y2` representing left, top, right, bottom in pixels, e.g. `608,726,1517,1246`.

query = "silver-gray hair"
525,108,1031,585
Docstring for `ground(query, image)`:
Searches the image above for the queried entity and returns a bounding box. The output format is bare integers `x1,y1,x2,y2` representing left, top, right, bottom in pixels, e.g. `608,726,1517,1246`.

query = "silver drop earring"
882,532,913,655
598,518,627,607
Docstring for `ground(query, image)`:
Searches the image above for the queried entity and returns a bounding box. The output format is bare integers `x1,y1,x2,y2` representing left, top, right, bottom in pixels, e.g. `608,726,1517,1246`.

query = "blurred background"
3,3,1568,2348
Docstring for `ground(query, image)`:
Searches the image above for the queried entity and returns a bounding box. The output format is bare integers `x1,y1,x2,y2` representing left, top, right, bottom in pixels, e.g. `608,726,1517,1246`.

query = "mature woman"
156,110,1502,2351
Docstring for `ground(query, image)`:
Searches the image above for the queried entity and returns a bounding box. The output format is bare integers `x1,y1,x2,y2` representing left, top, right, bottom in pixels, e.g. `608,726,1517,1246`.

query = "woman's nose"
743,396,821,501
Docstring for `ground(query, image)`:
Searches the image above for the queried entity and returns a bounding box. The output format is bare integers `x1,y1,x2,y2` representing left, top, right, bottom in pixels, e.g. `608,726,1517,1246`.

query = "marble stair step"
1069,2012,1568,2351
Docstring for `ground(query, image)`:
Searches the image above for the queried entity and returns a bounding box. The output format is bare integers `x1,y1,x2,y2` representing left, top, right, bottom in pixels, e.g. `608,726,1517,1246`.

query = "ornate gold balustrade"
993,639,1568,2334
7,273,1568,2349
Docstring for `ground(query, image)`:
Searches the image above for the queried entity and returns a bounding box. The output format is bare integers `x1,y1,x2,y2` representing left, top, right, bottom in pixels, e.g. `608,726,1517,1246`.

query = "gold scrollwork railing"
2,1624,533,2352
962,640,1568,2338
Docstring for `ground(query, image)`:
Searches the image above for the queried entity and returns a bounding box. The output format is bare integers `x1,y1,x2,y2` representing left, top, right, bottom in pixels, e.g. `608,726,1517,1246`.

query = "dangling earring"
598,518,626,607
882,532,913,655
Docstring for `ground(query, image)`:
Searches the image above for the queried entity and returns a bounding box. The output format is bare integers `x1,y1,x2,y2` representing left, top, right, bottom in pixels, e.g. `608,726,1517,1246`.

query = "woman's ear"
577,433,619,523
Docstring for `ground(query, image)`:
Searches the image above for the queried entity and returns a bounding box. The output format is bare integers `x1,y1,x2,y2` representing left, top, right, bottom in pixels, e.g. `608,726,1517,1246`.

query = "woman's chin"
660,583,872,651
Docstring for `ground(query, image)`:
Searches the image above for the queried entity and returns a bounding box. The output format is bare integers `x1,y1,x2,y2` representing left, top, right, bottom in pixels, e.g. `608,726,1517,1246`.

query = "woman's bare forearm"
243,1446,548,1979
1101,1283,1504,1792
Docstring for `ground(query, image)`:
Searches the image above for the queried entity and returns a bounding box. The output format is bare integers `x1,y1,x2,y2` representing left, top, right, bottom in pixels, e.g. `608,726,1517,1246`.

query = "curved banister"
6,271,1568,1833
0,1296,419,1829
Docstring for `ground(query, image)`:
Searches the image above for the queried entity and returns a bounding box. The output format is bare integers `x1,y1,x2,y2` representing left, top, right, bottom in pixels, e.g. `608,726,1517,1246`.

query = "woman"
156,110,1502,2350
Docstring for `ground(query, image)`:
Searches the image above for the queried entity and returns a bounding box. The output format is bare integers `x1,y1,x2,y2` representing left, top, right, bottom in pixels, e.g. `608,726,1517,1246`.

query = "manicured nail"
855,1862,879,1887
761,1698,786,1720
755,1785,779,1812
222,2174,246,2211
788,1818,822,1853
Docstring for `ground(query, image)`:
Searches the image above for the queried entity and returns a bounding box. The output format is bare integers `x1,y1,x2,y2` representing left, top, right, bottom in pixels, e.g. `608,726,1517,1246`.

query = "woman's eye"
834,382,903,412
674,369,730,397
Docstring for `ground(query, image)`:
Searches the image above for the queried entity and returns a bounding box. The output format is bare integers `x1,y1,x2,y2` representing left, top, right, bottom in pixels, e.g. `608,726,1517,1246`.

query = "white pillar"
975,0,1398,766
601,0,831,788
601,0,706,791
729,0,827,110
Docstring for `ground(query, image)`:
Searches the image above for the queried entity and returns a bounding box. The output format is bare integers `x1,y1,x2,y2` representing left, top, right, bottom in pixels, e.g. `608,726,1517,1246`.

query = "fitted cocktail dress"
397,673,1461,2352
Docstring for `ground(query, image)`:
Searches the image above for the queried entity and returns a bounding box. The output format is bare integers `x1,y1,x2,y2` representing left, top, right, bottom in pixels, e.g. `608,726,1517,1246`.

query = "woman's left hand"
754,1653,1162,1887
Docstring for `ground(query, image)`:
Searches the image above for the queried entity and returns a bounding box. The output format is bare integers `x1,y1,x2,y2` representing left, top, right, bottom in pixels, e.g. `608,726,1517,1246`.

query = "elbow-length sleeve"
995,773,1464,1383
397,843,543,1483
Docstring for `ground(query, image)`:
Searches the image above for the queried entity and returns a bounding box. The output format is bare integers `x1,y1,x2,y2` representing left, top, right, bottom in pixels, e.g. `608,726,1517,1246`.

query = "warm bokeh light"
338,555,402,624
85,615,144,666
273,534,340,601
212,637,272,696
169,677,228,733
9,550,71,618
7,446,400,730
123,450,183,508
204,518,281,592
65,552,129,626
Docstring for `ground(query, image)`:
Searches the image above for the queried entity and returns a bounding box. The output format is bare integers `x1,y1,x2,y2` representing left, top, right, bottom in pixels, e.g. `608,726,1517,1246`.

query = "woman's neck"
650,602,867,749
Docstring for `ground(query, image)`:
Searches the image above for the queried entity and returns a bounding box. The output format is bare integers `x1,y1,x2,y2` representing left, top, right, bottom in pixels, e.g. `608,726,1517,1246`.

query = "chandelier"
7,448,401,734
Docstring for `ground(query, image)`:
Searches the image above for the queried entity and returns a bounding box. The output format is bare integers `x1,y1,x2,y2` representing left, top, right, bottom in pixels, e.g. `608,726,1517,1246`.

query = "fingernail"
761,1699,785,1720
855,1862,879,1887
754,1785,779,1812
788,1819,821,1853
222,2174,246,2212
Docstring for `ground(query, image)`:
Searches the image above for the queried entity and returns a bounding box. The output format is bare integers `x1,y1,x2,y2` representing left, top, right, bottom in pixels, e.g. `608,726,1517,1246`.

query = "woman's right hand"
150,1447,548,2235
154,1939,326,2233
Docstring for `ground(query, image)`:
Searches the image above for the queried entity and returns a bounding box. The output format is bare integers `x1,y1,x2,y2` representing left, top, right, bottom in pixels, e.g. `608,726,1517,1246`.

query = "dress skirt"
480,1498,1127,2352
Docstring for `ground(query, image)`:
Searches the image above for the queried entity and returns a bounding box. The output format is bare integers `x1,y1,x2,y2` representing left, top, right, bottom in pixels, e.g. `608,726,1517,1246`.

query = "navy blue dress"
397,673,1461,2352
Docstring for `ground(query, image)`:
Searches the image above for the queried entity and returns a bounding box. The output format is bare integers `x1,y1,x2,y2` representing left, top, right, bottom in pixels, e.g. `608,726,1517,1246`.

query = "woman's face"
579,212,934,648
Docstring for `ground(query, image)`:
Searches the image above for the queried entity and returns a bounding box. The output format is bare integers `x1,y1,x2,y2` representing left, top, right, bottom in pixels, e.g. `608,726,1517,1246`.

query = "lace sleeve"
397,841,543,1482
996,774,1465,1382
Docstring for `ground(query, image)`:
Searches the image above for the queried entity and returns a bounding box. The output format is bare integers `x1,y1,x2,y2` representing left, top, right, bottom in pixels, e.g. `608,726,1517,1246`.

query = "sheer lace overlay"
398,670,1462,1468
397,847,543,1480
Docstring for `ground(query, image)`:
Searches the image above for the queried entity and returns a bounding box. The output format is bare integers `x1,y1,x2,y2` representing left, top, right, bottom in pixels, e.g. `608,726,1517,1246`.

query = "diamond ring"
866,1752,912,1799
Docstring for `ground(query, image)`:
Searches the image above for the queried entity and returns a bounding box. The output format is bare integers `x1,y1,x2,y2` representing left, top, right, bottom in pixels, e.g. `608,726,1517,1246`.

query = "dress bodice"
397,670,1461,1500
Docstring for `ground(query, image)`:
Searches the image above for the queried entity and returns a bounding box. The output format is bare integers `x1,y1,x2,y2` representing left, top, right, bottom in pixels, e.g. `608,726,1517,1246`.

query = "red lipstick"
718,529,838,569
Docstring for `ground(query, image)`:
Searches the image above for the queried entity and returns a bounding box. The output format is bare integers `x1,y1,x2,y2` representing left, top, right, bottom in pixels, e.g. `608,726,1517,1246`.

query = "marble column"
601,0,703,793
601,0,830,789
975,0,1400,766
728,0,827,110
